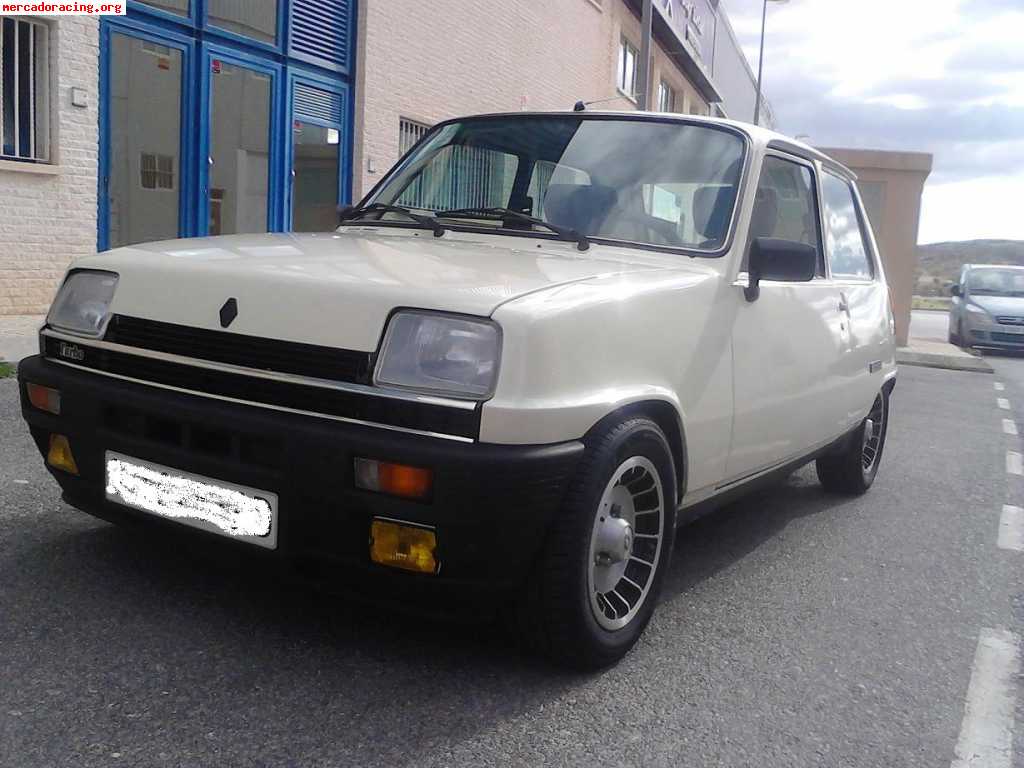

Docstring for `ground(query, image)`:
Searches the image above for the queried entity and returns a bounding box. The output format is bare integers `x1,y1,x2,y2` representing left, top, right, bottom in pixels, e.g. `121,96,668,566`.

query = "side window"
822,172,874,280
745,156,823,274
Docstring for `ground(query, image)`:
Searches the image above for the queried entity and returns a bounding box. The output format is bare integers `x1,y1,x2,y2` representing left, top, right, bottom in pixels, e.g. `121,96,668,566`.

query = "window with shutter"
289,0,350,72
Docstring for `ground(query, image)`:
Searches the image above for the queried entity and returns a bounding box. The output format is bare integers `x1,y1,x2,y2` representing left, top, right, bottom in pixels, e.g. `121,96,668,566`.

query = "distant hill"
915,239,1024,295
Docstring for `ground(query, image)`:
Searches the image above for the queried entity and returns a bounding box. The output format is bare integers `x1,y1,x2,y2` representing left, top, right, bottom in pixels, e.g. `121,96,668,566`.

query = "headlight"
374,311,501,399
47,270,119,337
966,303,989,316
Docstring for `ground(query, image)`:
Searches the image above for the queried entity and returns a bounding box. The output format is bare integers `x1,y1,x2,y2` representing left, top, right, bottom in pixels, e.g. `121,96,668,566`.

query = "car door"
728,153,847,481
820,170,891,428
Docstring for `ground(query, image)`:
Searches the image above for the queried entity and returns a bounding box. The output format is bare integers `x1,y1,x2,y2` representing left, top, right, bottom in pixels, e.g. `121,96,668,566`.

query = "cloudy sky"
721,0,1024,245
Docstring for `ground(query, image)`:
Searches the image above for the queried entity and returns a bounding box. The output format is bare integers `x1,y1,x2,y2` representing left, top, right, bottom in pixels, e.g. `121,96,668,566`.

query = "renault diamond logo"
219,298,238,328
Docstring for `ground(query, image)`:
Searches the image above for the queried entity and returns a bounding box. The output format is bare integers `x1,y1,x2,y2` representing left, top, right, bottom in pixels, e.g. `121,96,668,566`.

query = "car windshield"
361,116,746,253
967,268,1024,297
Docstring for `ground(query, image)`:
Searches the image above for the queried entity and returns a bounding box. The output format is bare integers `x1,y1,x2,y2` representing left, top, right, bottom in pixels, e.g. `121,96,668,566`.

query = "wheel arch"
584,399,687,502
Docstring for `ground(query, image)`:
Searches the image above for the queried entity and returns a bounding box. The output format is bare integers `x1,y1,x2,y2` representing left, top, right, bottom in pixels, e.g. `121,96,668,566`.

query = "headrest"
750,186,779,239
692,186,734,240
543,184,618,235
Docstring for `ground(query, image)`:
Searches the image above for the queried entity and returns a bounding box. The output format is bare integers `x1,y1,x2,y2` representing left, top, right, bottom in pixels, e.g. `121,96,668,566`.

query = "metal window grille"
396,145,517,212
141,153,175,189
157,154,174,188
0,16,49,162
399,117,430,156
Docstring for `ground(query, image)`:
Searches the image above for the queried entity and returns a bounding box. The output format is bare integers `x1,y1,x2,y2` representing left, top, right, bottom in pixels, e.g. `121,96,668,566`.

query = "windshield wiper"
438,206,590,251
338,203,446,237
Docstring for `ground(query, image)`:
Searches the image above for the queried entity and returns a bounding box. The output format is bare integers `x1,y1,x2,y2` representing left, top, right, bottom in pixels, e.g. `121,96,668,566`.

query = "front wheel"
519,417,677,670
816,389,889,495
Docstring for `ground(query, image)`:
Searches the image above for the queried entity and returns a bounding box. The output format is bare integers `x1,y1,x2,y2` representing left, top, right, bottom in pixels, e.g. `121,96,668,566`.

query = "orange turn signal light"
47,434,79,475
354,458,433,500
369,519,438,574
27,383,61,415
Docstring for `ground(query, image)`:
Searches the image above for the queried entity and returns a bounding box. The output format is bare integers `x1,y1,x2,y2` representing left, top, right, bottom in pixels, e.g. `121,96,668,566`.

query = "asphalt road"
3,367,1024,768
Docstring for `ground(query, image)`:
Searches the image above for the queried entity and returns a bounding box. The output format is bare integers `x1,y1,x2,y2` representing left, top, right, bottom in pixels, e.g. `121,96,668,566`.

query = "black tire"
519,417,677,670
816,389,889,495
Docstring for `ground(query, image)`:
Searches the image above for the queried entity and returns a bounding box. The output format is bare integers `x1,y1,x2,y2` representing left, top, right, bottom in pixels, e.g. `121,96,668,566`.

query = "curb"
896,349,994,374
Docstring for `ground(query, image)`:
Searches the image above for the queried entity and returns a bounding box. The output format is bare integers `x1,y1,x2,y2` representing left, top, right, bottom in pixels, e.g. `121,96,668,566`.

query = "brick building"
0,0,770,315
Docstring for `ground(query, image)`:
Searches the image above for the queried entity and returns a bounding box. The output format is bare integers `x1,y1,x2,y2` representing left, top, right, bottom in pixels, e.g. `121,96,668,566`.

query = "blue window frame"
98,21,196,251
199,43,284,234
286,71,350,230
99,0,354,249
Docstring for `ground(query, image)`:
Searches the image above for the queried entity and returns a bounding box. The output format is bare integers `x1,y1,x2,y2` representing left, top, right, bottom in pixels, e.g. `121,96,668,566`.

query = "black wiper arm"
338,203,445,237
438,206,590,251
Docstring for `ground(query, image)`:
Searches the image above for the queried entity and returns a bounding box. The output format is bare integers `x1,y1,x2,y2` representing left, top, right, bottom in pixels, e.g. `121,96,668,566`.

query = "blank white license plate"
105,452,278,549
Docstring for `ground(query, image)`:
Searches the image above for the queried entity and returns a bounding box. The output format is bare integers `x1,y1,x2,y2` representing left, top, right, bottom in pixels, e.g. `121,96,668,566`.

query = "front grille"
990,332,1024,344
997,316,1024,326
104,404,284,470
104,315,373,384
44,336,479,440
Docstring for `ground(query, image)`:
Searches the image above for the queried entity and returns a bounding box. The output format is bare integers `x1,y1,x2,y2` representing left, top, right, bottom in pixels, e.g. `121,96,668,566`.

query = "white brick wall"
352,0,710,200
0,17,99,316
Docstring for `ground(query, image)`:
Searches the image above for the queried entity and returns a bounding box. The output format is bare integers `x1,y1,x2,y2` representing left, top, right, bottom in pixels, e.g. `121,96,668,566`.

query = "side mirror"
745,237,819,302
950,284,962,298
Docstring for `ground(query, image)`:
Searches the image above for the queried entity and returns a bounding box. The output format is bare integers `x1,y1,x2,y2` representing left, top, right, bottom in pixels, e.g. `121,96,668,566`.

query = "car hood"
970,295,1024,317
74,229,681,350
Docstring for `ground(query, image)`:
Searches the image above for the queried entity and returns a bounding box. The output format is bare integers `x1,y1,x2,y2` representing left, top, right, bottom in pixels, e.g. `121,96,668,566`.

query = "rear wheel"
519,417,676,670
816,390,888,495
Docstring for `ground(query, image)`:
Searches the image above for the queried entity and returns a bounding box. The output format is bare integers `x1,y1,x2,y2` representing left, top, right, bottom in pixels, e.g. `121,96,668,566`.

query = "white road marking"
998,398,1011,410
950,628,1020,768
996,382,1006,391
1003,419,1018,436
1007,452,1023,475
998,505,1024,552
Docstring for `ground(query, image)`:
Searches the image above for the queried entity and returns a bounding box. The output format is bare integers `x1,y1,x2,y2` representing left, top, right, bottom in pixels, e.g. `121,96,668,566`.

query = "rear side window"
822,172,874,280
745,155,823,274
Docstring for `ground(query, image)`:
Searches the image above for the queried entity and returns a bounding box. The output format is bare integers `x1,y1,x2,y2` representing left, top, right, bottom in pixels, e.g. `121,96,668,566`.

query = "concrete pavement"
0,315,43,367
902,309,993,373
3,364,1023,767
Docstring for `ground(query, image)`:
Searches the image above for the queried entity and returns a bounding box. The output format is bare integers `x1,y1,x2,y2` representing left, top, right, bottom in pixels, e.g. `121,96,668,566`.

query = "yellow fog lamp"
47,434,79,475
369,518,438,574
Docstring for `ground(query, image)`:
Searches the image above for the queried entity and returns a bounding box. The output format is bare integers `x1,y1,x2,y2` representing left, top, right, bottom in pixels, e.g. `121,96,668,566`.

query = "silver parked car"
950,264,1024,349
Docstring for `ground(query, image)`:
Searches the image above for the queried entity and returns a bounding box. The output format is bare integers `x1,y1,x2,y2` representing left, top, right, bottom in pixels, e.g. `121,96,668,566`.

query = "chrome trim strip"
46,358,476,444
40,328,477,411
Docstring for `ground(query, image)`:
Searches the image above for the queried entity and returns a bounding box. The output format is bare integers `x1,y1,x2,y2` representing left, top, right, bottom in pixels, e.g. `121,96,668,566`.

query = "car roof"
967,264,1024,270
448,110,858,182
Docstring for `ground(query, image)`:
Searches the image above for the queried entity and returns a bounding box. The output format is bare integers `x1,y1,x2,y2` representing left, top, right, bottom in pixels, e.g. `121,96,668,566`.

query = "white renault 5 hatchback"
20,112,895,669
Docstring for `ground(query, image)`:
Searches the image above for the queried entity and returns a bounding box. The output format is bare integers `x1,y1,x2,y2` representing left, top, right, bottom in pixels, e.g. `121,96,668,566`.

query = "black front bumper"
17,356,583,595
969,329,1024,350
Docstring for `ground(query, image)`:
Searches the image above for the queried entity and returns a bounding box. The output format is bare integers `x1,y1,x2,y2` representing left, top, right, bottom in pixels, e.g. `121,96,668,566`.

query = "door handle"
838,293,850,314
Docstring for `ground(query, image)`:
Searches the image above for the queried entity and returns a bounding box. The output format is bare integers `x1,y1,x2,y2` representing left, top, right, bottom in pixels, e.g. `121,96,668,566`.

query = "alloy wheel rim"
861,395,885,472
587,456,664,631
